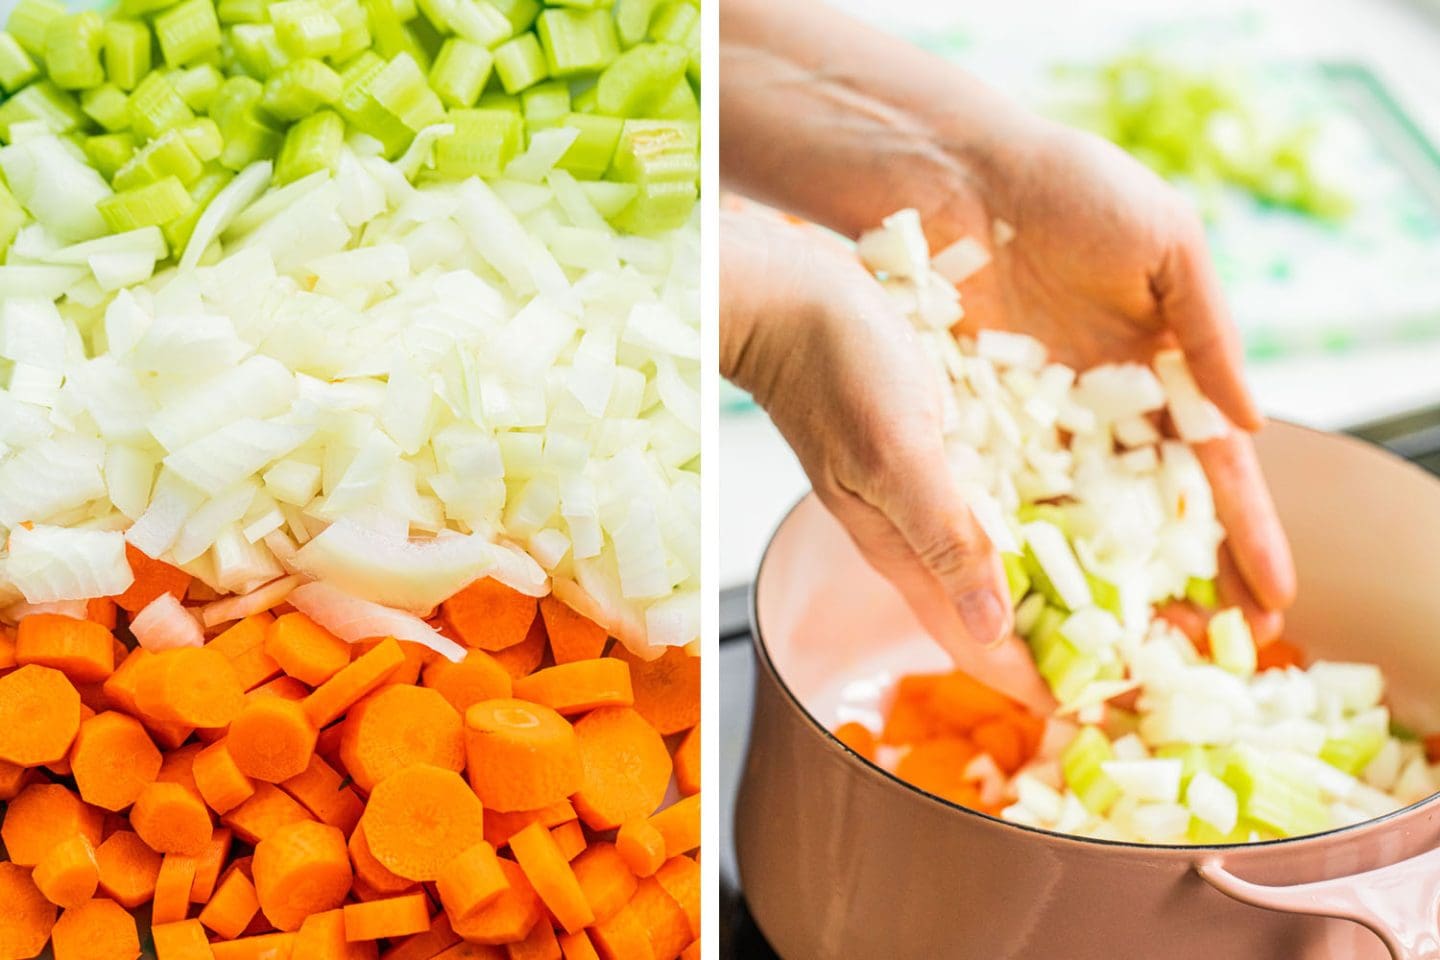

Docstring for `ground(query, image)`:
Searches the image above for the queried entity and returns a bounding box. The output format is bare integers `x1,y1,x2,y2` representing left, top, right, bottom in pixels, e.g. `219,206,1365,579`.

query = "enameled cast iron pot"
737,422,1440,960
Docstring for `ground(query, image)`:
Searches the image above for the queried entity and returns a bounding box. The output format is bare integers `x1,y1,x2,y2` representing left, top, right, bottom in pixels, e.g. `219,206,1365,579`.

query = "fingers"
1216,544,1285,647
1155,216,1263,433
1193,430,1297,613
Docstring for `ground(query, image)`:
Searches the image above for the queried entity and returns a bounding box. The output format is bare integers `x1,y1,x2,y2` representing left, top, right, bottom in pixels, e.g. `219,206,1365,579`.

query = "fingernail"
956,589,1006,645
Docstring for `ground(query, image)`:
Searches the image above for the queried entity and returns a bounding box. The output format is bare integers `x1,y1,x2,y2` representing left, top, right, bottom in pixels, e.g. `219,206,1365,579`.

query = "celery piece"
1155,743,1213,789
578,179,636,217
0,179,25,253
103,21,152,92
1021,542,1068,610
172,64,224,111
5,0,64,59
128,71,195,139
81,85,133,133
364,0,427,63
276,108,344,184
595,42,686,117
324,0,374,63
85,132,139,180
98,175,195,231
120,0,182,16
571,83,597,113
230,25,292,79
177,118,223,161
649,74,698,121
1025,604,1067,659
260,58,343,120
493,32,547,93
1037,637,1100,705
433,106,523,178
162,162,232,251
1319,722,1388,776
429,37,493,108
1085,571,1123,618
392,0,418,20
477,90,520,112
490,0,538,32
648,0,697,45
366,51,446,139
1208,608,1256,677
1001,552,1031,607
209,73,264,127
154,0,222,67
1185,576,1218,610
1187,816,1252,845
446,0,512,49
271,0,343,58
1224,745,1331,838
556,112,620,177
415,0,453,35
45,12,106,90
608,117,696,182
536,8,618,77
217,0,267,23
212,75,283,170
1063,726,1122,816
615,0,663,47
521,79,568,130
113,130,205,191
0,32,38,92
0,81,86,141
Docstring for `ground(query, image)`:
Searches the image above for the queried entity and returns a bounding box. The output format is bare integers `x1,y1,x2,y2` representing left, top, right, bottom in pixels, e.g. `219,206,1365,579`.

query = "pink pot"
737,422,1440,960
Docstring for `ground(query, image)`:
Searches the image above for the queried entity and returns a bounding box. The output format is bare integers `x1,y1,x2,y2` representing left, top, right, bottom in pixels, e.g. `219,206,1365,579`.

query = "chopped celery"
1017,502,1072,531
429,37,492,108
1208,608,1256,678
521,79,568,130
5,0,64,59
177,118,224,161
649,73,698,120
0,32,39,92
577,179,636,217
45,12,106,90
211,75,282,170
1037,637,1100,704
154,0,223,67
0,81,86,141
1185,576,1218,610
324,0,374,62
615,0,663,47
97,175,195,231
595,42,686,117
361,52,446,154
1224,745,1330,838
493,32,547,93
217,0,267,23
1002,552,1031,606
102,20,151,91
335,50,412,154
128,71,195,139
571,83,596,113
260,58,343,120
1155,743,1214,789
162,162,231,250
649,0,698,45
477,90,520,112
1063,726,1122,815
536,8,618,77
120,0,183,16
85,132,138,180
276,108,344,183
113,129,205,191
1022,542,1067,610
0,179,25,252
392,0,418,19
490,0,538,32
445,0,512,49
556,112,620,178
1320,720,1387,776
433,106,523,178
271,0,343,58
1187,816,1253,845
231,24,292,78
1085,571,1123,618
80,85,133,133
172,63,224,110
364,0,427,62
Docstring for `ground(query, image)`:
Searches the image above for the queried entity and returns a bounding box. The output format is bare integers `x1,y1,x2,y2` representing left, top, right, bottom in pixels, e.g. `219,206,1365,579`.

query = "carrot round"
558,930,601,960
647,795,699,859
199,866,261,940
252,675,311,701
32,833,99,909
134,646,246,728
222,781,315,845
0,663,82,765
210,932,297,960
654,856,700,941
153,853,198,924
628,877,691,960
95,830,162,909
436,840,508,921
615,820,665,879
894,737,980,805
340,684,464,793
189,827,233,901
0,861,57,959
442,578,538,651
264,612,351,687
342,892,430,941
115,543,192,613
1257,637,1306,672
252,819,353,932
483,802,578,851
833,721,877,761
550,819,586,862
673,723,699,796
152,918,214,960
571,707,671,830
228,695,318,783
509,919,562,960
972,716,1026,774
492,615,548,679
50,897,140,960
294,908,381,960
513,659,634,716
421,648,513,713
194,739,258,815
540,596,608,664
510,821,594,934
1,782,104,866
449,858,543,946
280,754,364,835
16,613,115,682
207,614,282,691
570,843,637,925
588,903,654,960
71,710,163,811
464,699,582,813
347,824,414,897
360,764,485,882
302,638,406,729
609,646,698,735
131,781,214,856
0,758,28,801
382,913,461,960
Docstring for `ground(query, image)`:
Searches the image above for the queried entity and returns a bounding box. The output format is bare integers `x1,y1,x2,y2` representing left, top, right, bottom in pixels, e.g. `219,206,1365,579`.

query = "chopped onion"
7,524,132,602
200,573,306,628
130,592,205,651
286,581,465,662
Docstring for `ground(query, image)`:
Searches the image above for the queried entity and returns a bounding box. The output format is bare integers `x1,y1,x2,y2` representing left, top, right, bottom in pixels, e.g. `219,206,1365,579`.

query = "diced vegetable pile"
830,209,1439,845
0,564,701,959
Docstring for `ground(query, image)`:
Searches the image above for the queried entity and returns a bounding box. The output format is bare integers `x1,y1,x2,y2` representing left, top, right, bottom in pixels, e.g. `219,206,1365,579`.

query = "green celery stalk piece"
1155,743,1211,789
0,179,25,253
492,32,548,94
595,42,687,118
98,175,196,231
162,162,232,251
80,85,133,133
323,0,374,63
521,79,569,130
1036,636,1099,704
1021,542,1068,611
276,108,344,184
5,0,65,59
113,128,206,191
536,7,619,78
477,90,520,112
0,82,87,142
555,111,621,178
1062,726,1121,815
1224,745,1331,838
177,118,223,162
1319,722,1387,776
615,0,664,47
128,71,195,139
172,63,224,111
0,31,39,92
45,12,106,91
429,37,493,108
270,0,343,59
649,75,698,121
433,106,523,178
649,0,697,45
260,57,344,120
1186,815,1254,845
1185,577,1218,610
1001,552,1031,607
1085,571,1123,618
489,0,538,32
230,24,293,79
217,0,268,23
154,0,222,67
577,179,637,218
85,132,139,180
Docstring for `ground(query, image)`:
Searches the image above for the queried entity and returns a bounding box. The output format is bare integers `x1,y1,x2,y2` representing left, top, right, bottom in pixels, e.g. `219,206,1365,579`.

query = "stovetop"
716,404,1440,959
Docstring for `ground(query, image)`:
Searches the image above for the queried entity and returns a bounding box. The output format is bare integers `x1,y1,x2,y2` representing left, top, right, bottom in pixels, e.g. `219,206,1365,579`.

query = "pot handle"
1198,846,1440,960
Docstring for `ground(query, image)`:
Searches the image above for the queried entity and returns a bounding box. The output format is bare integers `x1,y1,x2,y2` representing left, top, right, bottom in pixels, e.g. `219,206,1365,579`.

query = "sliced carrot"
569,843,636,925
615,820,664,878
539,597,607,665
628,877,690,960
506,918,561,960
513,659,633,716
436,841,508,921
199,866,262,940
1257,638,1306,672
340,684,464,793
190,827,233,901
343,892,431,941
70,710,163,811
464,699,582,813
115,544,192,613
0,758,29,800
0,663,82,765
422,648,513,714
302,638,406,729
157,742,206,795
442,578,538,652
50,897,140,960
131,781,213,855
833,721,876,760
557,930,600,960
315,721,345,769
207,614,283,691
210,932,297,960
153,853,199,924
95,830,162,909
681,942,699,959
1,782,104,866
360,764,485,882
101,646,154,713
895,737,981,806
433,944,506,960
33,833,99,908
609,646,698,735
16,613,115,682
280,753,364,834
972,717,1026,774
379,912,461,960
229,695,318,783
380,640,431,686
252,675,311,701
587,903,654,960
348,824,415,897
483,801,578,850
510,822,593,934
491,616,547,679
252,820,353,932
550,820,586,861
0,626,14,669
648,795,699,859
449,859,543,946
194,740,259,815
86,597,118,630
572,707,671,830
222,782,316,845
134,646,246,728
152,919,215,960
673,724,699,796
654,857,699,941
0,861,57,960
295,908,381,960
265,613,351,687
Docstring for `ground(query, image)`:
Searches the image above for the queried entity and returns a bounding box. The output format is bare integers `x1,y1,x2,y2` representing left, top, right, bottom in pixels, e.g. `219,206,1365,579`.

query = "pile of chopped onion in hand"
839,209,1437,844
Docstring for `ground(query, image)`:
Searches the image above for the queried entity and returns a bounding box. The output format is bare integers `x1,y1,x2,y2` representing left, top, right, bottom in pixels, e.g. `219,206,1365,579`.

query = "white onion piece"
932,235,993,284
131,592,205,651
6,524,132,602
287,581,465,662
200,573,306,628
0,598,89,624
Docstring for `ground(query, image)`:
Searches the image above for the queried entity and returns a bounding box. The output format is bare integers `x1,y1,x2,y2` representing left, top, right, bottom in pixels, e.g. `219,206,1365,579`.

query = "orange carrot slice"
16,613,115,682
558,930,600,960
114,544,192,613
422,648,514,713
210,932,297,960
615,820,664,879
131,781,213,855
265,612,351,686
207,614,282,691
674,723,699,796
194,739,258,815
152,918,213,960
572,707,671,830
540,596,607,664
647,795,698,859
507,917,561,960
382,912,462,960
1,782,104,866
464,699,582,813
294,908,381,960
134,646,246,728
152,853,198,924
449,859,543,946
50,897,139,960
483,801,578,850
513,659,633,716
588,903,654,960
222,782,314,845
654,857,699,941
229,695,318,783
302,638,405,729
360,764,485,882
550,820,586,862
342,892,431,941
0,663,82,765
0,861,57,959
491,616,547,679
895,737,981,806
340,684,464,793
189,827,233,902
443,578,538,652
570,843,637,925
199,866,261,939
32,834,99,908
628,877,691,960
833,721,876,760
509,822,594,934
252,820,353,932
436,841,509,921
95,830,162,909
280,753,363,834
70,710,163,811
348,824,414,897
609,646,698,735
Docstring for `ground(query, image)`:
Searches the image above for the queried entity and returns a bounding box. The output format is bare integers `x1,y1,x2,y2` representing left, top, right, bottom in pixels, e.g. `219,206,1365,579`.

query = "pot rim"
748,421,1440,858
